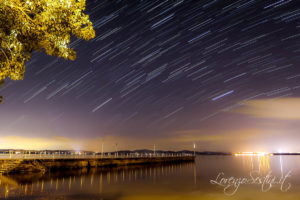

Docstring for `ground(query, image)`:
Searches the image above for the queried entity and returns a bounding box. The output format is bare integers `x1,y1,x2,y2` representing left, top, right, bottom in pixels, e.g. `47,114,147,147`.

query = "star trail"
0,0,299,151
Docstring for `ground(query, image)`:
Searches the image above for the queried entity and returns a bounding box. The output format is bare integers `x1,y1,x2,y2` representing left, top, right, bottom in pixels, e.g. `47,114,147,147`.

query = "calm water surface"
1,155,300,200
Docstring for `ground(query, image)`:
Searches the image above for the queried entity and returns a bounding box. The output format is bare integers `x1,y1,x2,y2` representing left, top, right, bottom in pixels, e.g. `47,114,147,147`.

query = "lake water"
1,155,300,199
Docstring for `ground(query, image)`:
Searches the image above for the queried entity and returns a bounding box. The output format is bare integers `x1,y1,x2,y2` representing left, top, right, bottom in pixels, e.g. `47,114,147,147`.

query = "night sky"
0,0,299,152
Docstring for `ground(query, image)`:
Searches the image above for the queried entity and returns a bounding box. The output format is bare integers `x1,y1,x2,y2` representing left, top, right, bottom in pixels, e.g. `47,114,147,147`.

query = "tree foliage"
0,0,95,81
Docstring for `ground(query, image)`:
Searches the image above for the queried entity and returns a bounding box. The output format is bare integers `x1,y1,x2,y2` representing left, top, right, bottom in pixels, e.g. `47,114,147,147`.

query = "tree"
0,0,95,81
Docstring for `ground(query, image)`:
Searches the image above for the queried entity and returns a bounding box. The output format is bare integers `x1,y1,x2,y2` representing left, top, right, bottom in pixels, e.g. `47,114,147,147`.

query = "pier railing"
0,153,194,160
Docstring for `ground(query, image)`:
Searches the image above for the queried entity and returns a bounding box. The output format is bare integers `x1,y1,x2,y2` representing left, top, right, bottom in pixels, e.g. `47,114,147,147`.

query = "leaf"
0,0,95,81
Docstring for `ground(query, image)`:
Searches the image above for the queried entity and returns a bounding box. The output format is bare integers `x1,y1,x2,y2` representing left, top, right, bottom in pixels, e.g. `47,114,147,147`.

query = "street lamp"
193,143,196,156
101,139,104,158
115,143,118,157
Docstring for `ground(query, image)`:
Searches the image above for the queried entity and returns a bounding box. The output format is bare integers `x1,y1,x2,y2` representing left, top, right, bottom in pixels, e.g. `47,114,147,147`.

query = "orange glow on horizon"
234,152,272,156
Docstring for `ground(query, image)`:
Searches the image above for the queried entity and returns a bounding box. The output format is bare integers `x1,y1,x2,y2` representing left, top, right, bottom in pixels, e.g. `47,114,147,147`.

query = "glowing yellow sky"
1,98,300,152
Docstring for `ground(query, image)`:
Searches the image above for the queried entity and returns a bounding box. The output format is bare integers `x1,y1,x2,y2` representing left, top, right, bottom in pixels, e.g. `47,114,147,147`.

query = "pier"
0,154,195,174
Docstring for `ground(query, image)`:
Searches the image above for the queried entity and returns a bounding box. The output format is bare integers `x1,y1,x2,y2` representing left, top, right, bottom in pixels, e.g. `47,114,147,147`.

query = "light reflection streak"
24,184,27,195
68,176,71,191
91,174,94,185
5,185,8,199
41,180,44,192
99,173,102,193
238,154,271,174
55,178,58,191
193,164,197,185
280,155,284,176
107,171,111,184
122,170,125,181
30,183,33,195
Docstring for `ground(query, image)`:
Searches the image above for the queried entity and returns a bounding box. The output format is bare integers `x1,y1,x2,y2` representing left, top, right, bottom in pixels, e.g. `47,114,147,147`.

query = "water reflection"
239,155,271,174
237,154,299,180
0,161,194,199
1,156,300,199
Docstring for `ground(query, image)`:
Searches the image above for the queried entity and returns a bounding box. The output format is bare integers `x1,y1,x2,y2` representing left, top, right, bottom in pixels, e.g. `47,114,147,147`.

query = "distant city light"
234,152,271,156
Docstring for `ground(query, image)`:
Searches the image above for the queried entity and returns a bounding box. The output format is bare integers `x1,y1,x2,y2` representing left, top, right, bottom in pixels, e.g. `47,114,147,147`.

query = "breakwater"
0,156,195,174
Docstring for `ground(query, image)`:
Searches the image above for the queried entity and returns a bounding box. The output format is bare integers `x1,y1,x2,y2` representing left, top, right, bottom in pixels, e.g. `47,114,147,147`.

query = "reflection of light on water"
24,184,27,195
193,164,197,185
68,176,71,191
238,154,271,174
280,155,284,176
5,185,8,198
99,173,102,193
41,180,44,192
36,180,39,189
107,171,111,184
115,171,119,182
91,174,94,185
258,155,270,174
31,183,33,195
0,162,194,199
122,170,125,181
56,178,58,191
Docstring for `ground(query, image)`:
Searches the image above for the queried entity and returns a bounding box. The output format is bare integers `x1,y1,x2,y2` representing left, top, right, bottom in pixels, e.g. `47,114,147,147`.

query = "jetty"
0,154,195,174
